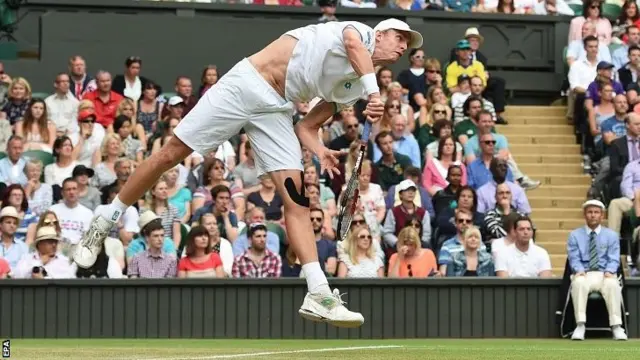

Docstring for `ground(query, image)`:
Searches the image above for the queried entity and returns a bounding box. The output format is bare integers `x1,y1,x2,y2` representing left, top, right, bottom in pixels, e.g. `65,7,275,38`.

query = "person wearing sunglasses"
336,212,385,264
438,208,488,274
397,49,426,112
467,133,514,190
337,226,383,278
70,109,105,167
568,1,612,46
388,226,437,278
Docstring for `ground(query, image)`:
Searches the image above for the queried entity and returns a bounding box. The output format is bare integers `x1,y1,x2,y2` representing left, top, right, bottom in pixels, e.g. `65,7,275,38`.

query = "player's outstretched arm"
294,100,336,156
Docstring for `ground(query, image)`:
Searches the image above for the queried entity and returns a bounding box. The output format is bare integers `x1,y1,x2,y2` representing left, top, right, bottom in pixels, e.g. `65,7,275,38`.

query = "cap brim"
407,30,423,49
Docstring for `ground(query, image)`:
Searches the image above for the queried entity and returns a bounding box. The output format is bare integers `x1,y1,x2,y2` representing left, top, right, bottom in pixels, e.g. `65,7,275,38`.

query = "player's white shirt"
284,21,375,108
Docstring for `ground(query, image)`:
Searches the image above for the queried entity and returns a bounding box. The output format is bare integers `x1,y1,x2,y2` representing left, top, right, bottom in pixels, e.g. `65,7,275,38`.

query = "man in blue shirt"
467,133,514,190
373,114,421,168
567,200,627,341
191,185,239,242
310,208,337,275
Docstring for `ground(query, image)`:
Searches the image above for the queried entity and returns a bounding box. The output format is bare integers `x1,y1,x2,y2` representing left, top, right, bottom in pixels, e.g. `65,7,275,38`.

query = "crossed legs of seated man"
570,272,627,340
608,189,640,234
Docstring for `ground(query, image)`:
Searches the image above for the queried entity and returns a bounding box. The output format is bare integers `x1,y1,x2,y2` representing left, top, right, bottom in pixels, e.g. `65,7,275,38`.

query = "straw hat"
0,206,19,221
138,211,161,231
464,27,484,44
34,226,62,244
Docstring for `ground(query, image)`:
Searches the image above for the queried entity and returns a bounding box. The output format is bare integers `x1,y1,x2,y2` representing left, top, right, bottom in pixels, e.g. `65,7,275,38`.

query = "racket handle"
361,121,372,143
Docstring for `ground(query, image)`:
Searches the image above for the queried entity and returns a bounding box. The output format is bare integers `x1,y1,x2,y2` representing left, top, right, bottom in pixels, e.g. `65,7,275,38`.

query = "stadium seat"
568,4,583,16
23,150,54,167
31,92,50,100
177,223,191,258
602,4,622,21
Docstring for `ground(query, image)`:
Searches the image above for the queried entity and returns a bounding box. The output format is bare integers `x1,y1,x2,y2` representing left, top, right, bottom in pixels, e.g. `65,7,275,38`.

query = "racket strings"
338,177,359,239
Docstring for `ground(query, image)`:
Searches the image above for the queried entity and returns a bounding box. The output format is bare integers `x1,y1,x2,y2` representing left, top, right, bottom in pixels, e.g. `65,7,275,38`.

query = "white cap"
0,206,19,220
374,18,423,49
168,96,184,106
582,199,605,210
397,179,417,192
138,211,161,230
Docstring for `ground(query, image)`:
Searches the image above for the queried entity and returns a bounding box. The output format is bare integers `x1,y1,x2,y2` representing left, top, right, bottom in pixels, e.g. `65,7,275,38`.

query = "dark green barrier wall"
0,278,637,339
8,0,569,94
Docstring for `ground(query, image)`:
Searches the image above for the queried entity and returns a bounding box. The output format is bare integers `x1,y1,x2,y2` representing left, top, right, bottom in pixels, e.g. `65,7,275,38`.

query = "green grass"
4,339,640,359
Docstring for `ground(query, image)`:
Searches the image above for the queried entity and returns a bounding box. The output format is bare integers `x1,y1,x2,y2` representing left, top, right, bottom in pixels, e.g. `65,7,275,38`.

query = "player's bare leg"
74,136,193,267
270,169,364,328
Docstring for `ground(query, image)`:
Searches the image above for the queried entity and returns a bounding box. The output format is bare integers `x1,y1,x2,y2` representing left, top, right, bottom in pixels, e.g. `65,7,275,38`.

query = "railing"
6,0,570,95
0,278,637,338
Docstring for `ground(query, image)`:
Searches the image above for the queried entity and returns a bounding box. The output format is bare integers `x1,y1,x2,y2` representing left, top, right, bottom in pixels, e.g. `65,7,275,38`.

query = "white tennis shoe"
298,289,365,328
73,215,115,268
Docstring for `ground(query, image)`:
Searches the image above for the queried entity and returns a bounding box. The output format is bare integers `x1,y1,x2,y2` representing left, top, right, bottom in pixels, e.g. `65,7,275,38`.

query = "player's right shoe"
73,215,115,268
298,288,365,328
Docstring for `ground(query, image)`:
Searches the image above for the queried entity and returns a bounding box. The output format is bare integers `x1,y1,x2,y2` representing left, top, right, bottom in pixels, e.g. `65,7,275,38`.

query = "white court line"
139,345,403,360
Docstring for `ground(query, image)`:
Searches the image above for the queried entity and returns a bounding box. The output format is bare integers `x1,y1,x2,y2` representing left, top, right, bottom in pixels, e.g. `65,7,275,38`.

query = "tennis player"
74,19,422,328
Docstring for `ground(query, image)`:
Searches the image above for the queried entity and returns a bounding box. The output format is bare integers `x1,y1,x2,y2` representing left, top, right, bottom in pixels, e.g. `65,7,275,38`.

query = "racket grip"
361,121,372,143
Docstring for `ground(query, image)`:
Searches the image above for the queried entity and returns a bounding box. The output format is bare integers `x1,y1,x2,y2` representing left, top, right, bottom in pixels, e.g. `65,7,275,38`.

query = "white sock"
97,195,129,223
301,262,330,295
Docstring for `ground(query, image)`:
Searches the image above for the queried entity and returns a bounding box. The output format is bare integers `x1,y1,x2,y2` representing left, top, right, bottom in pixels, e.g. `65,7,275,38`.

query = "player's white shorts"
173,58,303,177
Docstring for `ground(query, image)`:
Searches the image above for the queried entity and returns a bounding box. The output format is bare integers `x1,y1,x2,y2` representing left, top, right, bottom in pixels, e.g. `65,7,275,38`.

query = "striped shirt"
127,250,177,278
453,98,497,125
141,205,180,239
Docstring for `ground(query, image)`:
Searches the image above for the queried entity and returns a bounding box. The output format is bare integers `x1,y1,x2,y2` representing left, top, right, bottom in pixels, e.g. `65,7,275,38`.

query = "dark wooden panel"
0,279,637,339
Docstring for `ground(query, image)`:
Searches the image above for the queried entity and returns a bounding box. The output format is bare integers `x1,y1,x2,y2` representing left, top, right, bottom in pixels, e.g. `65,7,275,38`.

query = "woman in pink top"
177,226,225,278
568,1,613,46
422,136,467,196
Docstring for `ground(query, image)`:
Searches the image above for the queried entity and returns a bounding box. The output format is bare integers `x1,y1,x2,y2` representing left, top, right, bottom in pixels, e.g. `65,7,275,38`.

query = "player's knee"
284,173,310,209
156,137,193,168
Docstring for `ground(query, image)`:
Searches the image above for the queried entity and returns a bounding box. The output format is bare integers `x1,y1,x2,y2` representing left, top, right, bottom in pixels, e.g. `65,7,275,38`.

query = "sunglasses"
346,124,358,129
482,140,496,145
213,166,224,170
434,110,446,114
456,219,473,224
358,234,372,240
80,120,95,124
128,56,141,62
310,217,323,222
351,219,366,226
407,264,413,277
44,220,58,225
427,69,440,74
389,104,401,109
497,191,511,195
590,5,599,8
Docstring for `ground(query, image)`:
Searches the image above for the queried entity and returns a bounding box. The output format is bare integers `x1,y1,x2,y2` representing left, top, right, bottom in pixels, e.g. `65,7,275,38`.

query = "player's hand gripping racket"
336,121,372,241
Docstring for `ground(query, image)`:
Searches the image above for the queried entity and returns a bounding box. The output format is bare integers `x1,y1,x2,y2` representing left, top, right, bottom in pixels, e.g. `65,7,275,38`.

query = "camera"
31,266,47,277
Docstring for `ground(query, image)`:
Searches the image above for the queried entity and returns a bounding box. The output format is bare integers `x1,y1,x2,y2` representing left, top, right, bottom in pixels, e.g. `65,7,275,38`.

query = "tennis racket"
336,121,372,241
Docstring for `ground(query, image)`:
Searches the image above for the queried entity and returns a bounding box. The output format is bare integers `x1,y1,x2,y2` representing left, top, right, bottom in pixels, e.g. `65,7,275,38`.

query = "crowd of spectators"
0,0,637,286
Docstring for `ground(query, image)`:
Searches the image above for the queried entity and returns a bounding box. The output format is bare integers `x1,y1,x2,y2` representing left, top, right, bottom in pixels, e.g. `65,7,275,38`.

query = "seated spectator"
14,99,55,152
69,109,106,167
453,96,486,145
0,206,28,272
567,200,627,340
73,165,101,211
0,136,27,186
95,185,139,249
127,223,177,279
281,246,302,277
336,211,385,264
197,65,218,98
426,119,462,160
31,210,62,252
44,136,78,187
533,0,575,15
163,166,192,224
99,158,132,205
374,131,413,192
1,184,37,243
303,164,337,218
567,21,613,67
23,158,53,216
453,76,497,125
68,55,96,99
476,158,531,214
446,40,486,95
386,166,435,218
338,160,385,242
397,49,425,110
177,225,225,278
137,81,163,137
51,178,93,246
82,71,124,129
232,207,280,256
612,1,639,43
382,180,432,250
233,141,260,194
450,75,471,110
192,184,239,243
386,82,415,127
232,222,282,278
112,115,144,164
166,76,197,116
151,116,181,155
1,77,31,126
388,227,438,278
438,208,487,274
432,165,464,218
199,213,233,276
568,36,599,125
435,185,484,243
45,72,79,137
91,134,123,188
307,183,336,240
308,208,338,276
606,113,640,203
483,183,521,242
192,158,244,218
585,64,625,139
413,104,441,158
74,242,123,279
467,133,515,190
426,85,450,112
373,114,420,168
613,26,640,71
248,175,284,222
490,212,524,260
331,140,378,197
377,67,393,103
568,1,613,46
337,225,384,278
0,107,10,153
422,136,468,196
14,226,75,279
141,178,181,247
445,226,495,277
126,211,176,264
112,56,160,103
495,215,552,278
